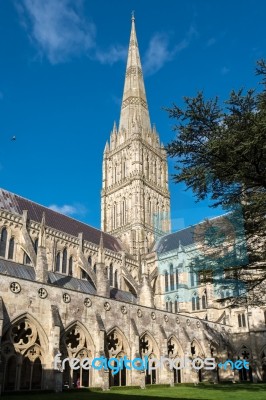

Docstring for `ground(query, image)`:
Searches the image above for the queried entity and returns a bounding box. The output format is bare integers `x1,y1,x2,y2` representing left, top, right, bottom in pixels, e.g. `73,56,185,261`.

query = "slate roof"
0,188,122,252
154,214,228,254
154,226,195,254
0,259,137,304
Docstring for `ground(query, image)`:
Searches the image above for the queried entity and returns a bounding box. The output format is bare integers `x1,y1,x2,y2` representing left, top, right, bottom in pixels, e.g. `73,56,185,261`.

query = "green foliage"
165,60,266,272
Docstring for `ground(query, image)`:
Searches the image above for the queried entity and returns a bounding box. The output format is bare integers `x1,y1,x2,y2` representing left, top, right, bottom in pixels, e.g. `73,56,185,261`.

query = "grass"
2,384,266,400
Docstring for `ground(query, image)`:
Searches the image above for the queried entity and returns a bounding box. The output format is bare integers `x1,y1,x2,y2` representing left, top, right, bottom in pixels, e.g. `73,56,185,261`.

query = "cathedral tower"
101,15,171,257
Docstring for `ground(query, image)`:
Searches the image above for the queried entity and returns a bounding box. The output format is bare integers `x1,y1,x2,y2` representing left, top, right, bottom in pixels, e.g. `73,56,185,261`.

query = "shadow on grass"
2,384,266,400
195,382,266,392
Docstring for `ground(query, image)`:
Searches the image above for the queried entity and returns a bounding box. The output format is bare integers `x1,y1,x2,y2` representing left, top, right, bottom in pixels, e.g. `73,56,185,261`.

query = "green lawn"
2,384,266,400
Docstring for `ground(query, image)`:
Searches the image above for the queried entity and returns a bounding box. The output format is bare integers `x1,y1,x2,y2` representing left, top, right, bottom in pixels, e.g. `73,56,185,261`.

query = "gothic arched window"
175,268,179,289
62,248,67,274
88,256,92,267
196,295,200,310
34,238,38,255
238,313,246,328
69,256,73,276
165,271,169,292
122,198,126,225
23,252,31,265
114,270,118,288
113,203,117,229
192,296,196,311
190,267,197,287
0,227,7,258
114,164,116,184
149,199,152,224
190,268,195,287
170,264,174,291
192,293,200,311
169,301,173,313
93,264,97,274
122,160,126,179
8,237,15,260
56,252,61,272
109,263,113,286
202,291,207,309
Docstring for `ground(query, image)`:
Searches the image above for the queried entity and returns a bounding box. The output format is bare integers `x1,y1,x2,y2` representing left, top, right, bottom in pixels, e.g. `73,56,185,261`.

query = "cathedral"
0,16,265,393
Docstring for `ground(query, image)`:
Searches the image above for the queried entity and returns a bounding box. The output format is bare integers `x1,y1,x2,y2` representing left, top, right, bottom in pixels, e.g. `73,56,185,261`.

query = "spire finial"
131,10,135,21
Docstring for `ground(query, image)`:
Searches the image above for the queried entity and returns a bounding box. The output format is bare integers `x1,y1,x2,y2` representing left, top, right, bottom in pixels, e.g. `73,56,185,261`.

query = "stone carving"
121,305,127,314
84,297,92,307
10,282,21,293
38,288,48,299
63,293,71,303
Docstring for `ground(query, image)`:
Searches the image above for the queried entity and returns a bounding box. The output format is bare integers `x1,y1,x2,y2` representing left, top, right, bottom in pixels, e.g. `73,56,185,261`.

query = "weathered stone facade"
101,15,171,257
0,15,265,394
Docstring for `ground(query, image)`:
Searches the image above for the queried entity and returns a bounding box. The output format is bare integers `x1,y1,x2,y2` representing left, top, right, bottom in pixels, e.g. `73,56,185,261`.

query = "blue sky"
0,0,265,231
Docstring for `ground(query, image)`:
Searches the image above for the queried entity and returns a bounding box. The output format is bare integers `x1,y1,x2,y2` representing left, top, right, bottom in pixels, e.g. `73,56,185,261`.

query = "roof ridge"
0,187,116,240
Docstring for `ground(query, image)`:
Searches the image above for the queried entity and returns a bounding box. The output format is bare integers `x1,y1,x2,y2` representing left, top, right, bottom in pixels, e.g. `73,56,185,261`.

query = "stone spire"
119,14,151,133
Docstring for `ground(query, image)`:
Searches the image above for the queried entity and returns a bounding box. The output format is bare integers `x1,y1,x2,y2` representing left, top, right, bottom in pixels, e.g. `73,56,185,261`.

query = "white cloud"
94,45,127,65
16,0,96,64
49,203,87,216
143,24,198,76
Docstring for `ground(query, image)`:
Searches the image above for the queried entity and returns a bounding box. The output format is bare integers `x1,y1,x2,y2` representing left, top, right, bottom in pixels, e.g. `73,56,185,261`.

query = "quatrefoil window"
10,282,21,293
84,298,92,307
63,293,71,303
38,288,48,299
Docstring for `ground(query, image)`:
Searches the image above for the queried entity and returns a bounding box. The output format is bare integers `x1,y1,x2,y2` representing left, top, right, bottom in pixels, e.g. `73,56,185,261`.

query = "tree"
165,60,266,306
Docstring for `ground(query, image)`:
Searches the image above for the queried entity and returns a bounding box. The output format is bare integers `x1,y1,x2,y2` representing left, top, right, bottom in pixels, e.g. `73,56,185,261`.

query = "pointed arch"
56,252,61,272
61,321,95,388
0,226,7,257
114,269,118,288
2,313,48,391
139,330,160,358
107,326,129,387
167,335,184,358
106,326,130,355
190,338,205,358
202,290,207,309
8,237,15,260
62,320,95,351
61,320,95,367
109,263,114,286
3,312,49,350
62,248,67,274
34,238,39,255
140,331,160,385
68,256,73,276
